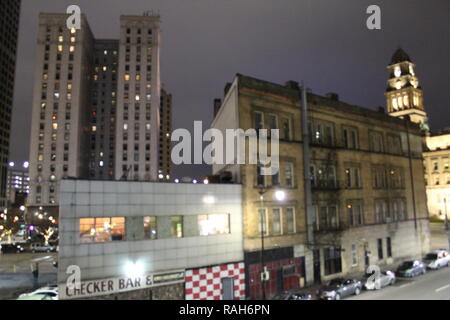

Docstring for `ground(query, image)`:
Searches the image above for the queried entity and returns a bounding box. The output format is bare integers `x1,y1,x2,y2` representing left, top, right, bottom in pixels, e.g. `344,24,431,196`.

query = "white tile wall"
58,180,243,283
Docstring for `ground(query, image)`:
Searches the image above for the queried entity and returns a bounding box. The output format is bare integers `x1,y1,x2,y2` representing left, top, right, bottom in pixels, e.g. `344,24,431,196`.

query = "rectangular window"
272,208,281,235
347,200,363,227
256,165,265,187
285,162,294,187
351,244,358,266
286,207,295,233
377,238,383,260
258,208,268,235
268,114,278,130
343,127,358,149
387,237,392,257
79,217,125,243
170,216,183,238
254,112,263,131
282,117,292,140
198,214,230,236
345,167,361,188
272,169,279,186
324,247,342,275
143,216,157,240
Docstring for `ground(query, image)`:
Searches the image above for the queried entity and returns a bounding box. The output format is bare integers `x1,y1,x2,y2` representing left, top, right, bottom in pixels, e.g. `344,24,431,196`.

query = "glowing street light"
275,190,286,202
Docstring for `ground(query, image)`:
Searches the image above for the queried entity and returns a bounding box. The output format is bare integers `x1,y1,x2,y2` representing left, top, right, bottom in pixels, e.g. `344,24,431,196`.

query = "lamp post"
258,187,286,300
258,187,266,300
444,198,450,250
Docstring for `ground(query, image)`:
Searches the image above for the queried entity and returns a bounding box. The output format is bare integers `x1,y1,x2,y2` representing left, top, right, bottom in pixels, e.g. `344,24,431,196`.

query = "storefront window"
324,247,342,275
170,216,183,238
79,217,125,243
198,214,230,236
144,216,157,240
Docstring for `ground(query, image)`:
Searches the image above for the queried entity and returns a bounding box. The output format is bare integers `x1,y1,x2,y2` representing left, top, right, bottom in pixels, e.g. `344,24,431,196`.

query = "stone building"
423,131,450,219
211,73,430,298
384,48,449,221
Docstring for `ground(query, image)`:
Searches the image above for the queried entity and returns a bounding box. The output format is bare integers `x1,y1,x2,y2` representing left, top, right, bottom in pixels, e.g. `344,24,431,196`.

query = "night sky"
9,0,450,179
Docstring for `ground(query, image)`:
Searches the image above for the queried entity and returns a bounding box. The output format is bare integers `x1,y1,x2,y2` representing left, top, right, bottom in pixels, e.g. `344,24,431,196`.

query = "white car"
423,250,450,269
364,271,396,290
18,285,58,300
31,243,56,253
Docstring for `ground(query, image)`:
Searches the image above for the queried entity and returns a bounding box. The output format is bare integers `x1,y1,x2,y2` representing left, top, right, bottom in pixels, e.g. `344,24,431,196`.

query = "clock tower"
385,48,429,131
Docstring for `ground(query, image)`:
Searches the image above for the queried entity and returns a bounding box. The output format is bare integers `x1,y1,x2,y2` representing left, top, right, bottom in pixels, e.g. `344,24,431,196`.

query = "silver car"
423,250,450,270
364,270,396,290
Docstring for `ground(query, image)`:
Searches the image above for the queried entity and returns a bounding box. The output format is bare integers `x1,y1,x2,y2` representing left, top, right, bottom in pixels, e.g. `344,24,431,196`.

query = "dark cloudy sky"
10,0,450,179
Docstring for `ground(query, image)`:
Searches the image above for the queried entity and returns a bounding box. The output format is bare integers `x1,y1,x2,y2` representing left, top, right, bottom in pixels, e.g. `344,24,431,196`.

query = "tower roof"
390,48,412,64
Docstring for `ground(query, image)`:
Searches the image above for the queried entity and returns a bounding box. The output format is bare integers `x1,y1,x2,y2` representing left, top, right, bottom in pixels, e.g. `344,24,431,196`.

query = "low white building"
57,180,244,300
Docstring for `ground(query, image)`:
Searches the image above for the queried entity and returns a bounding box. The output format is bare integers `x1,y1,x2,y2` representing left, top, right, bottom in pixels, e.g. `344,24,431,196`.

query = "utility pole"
301,84,314,246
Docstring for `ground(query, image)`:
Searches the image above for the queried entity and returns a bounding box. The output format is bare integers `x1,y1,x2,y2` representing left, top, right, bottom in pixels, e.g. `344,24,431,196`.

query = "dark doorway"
313,249,321,284
276,268,284,293
222,277,234,300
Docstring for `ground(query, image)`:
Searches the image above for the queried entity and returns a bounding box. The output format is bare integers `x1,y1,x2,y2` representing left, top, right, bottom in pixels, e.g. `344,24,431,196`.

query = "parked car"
396,260,426,277
18,285,58,300
31,243,56,253
17,294,56,300
0,243,25,254
272,290,312,300
318,278,362,300
364,270,396,290
423,250,450,270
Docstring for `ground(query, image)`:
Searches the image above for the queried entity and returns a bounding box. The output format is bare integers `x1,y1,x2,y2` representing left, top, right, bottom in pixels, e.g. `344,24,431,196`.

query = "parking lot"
0,252,57,300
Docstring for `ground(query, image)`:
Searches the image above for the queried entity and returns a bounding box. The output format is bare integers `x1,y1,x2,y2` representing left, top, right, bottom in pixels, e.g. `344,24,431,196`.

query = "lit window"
170,216,183,238
198,214,230,236
70,37,76,43
70,28,76,34
58,36,64,42
92,126,97,132
143,216,157,240
124,74,130,81
79,217,125,243
135,95,140,101
70,46,75,52
57,45,63,52
52,123,58,130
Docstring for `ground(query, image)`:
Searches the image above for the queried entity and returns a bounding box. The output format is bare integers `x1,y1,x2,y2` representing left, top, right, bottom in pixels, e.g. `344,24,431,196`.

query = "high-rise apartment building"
159,87,172,178
28,13,170,215
28,13,94,216
89,40,119,180
0,0,21,208
115,15,161,181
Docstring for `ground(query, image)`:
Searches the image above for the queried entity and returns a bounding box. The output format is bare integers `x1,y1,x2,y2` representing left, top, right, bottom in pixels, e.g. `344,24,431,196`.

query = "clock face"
394,66,401,77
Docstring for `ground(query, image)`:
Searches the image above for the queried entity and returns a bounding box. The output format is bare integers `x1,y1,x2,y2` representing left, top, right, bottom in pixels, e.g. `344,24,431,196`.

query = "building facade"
423,131,450,219
159,87,172,179
28,13,171,217
6,162,29,204
211,74,430,298
58,180,244,300
114,15,161,182
0,0,21,208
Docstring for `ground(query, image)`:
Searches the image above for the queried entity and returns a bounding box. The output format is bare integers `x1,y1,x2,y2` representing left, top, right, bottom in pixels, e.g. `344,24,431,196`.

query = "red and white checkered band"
185,262,245,300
